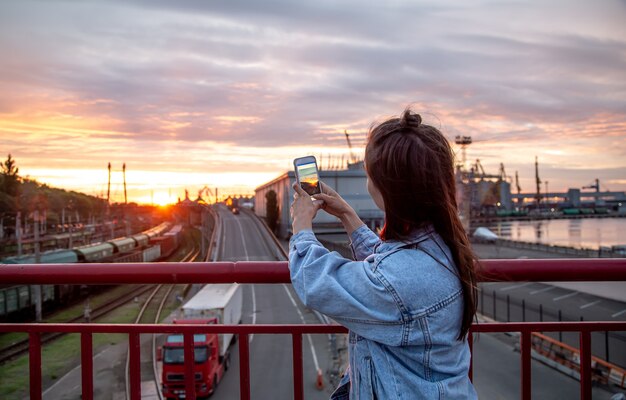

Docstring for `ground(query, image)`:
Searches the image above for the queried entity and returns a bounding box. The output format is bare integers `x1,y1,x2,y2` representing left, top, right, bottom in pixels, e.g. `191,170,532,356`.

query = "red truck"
160,284,243,399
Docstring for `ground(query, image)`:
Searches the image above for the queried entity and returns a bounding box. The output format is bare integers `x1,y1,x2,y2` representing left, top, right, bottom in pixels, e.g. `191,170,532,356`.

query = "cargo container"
161,284,242,399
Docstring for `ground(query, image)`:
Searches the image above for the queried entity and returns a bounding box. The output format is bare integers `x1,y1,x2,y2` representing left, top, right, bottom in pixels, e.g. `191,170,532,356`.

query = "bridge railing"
1,259,625,400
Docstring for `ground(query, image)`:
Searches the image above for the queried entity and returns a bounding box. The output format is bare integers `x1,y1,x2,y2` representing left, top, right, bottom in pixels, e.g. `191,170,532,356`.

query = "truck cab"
161,319,228,399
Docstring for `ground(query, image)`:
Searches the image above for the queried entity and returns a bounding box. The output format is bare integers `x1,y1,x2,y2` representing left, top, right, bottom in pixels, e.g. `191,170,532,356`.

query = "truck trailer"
161,284,243,399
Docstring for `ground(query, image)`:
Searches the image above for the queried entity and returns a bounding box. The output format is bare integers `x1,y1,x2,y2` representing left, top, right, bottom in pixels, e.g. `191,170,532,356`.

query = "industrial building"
254,163,384,239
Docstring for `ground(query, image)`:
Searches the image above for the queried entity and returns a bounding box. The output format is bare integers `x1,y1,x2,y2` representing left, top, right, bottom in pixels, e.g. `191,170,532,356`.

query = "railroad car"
131,233,150,247
143,245,161,262
151,236,177,259
0,284,55,319
1,249,79,264
75,242,115,262
108,237,136,253
163,224,183,249
142,222,171,239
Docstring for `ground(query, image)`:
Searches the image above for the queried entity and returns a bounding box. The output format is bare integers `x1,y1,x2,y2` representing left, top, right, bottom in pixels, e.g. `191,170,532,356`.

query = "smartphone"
293,155,322,196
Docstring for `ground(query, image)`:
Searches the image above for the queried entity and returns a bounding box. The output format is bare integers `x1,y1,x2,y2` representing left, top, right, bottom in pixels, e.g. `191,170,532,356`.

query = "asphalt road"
210,206,333,400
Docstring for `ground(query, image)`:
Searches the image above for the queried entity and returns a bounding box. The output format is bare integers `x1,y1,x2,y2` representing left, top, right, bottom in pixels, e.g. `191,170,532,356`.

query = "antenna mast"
123,162,127,205
107,162,111,204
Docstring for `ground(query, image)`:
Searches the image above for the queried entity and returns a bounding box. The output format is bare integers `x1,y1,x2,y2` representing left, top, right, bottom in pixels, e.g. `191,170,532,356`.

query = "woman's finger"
292,182,309,197
320,181,338,196
315,193,333,202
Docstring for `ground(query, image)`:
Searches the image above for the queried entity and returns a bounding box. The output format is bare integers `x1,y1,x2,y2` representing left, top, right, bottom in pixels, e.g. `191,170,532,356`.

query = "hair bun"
400,109,422,128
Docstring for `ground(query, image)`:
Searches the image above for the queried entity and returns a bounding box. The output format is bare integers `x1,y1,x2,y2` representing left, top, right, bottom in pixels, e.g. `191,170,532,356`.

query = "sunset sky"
1,1,625,205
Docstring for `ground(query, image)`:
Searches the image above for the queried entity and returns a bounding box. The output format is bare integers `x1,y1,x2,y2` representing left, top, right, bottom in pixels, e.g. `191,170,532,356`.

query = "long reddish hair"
365,108,477,340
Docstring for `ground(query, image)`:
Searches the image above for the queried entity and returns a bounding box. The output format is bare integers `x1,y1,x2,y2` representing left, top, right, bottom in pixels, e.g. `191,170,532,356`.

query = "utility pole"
123,162,127,205
107,162,111,204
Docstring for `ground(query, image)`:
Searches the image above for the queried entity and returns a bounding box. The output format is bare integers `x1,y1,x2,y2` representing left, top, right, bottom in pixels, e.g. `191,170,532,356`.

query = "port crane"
455,135,472,168
514,171,523,205
535,156,542,205
582,179,600,192
344,130,357,165
198,186,216,204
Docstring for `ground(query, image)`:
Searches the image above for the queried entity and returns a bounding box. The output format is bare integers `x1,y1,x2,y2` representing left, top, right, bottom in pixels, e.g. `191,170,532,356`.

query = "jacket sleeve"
289,230,404,345
349,224,382,261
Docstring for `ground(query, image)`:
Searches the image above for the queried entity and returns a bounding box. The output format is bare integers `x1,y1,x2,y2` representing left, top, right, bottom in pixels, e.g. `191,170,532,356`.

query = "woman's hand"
316,182,365,236
291,183,324,234
315,182,353,219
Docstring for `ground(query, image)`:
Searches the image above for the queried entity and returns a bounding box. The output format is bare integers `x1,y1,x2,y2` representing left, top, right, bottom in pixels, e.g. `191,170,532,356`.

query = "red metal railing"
1,259,626,400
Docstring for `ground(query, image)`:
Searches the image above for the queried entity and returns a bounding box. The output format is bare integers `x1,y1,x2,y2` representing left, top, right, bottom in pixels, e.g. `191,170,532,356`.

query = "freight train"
0,222,183,320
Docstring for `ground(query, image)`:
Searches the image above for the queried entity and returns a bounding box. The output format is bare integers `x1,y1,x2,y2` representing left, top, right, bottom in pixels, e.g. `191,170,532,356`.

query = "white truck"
161,284,243,399
181,284,243,361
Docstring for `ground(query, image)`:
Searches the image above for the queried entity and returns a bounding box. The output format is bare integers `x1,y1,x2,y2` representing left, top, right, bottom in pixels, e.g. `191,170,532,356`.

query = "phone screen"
296,160,321,196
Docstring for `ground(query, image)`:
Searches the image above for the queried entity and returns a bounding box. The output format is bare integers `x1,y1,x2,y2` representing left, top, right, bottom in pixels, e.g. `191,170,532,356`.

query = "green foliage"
1,154,20,197
265,189,279,234
0,154,106,225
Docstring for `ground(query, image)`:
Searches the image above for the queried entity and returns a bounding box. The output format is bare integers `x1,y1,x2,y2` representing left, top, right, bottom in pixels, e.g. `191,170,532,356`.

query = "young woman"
289,109,478,399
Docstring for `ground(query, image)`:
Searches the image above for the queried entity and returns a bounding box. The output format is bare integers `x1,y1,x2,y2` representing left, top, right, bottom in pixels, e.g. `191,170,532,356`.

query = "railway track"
0,230,201,366
0,284,156,364
125,243,201,400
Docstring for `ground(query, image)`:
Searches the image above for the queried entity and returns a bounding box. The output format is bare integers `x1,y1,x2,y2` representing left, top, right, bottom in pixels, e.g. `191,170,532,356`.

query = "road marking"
579,300,602,309
42,344,110,397
234,217,250,261
220,217,227,260
499,282,532,291
234,216,255,343
282,284,321,372
530,286,556,295
553,292,579,301
611,309,626,318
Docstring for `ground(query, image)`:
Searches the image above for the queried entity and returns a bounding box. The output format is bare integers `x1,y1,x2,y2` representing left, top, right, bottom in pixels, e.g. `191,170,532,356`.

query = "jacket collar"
374,224,435,254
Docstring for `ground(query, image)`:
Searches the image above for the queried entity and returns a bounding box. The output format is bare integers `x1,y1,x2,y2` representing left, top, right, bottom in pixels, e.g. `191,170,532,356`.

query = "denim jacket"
289,224,477,399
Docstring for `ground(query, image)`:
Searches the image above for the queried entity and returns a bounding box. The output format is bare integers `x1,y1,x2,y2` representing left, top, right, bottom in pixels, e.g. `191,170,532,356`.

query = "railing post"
539,304,543,322
128,333,141,400
239,333,250,400
292,333,304,400
520,331,531,400
506,295,510,322
81,332,93,400
605,331,610,363
492,290,496,319
29,332,42,400
579,331,592,400
480,288,484,314
522,299,526,322
468,331,473,382
558,310,562,342
183,333,196,400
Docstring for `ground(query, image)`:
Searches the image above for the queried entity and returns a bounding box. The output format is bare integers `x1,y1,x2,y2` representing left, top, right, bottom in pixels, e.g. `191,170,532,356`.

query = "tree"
1,154,20,197
265,190,279,234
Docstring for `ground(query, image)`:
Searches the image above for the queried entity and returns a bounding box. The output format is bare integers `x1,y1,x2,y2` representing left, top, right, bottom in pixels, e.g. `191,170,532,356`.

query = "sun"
134,191,177,206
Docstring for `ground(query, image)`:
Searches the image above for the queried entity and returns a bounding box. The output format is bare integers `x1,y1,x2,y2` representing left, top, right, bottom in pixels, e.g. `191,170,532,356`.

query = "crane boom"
582,178,600,192
344,130,356,164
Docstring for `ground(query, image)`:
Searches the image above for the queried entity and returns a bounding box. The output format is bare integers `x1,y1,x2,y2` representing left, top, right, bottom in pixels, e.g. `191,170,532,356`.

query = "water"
484,218,626,250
